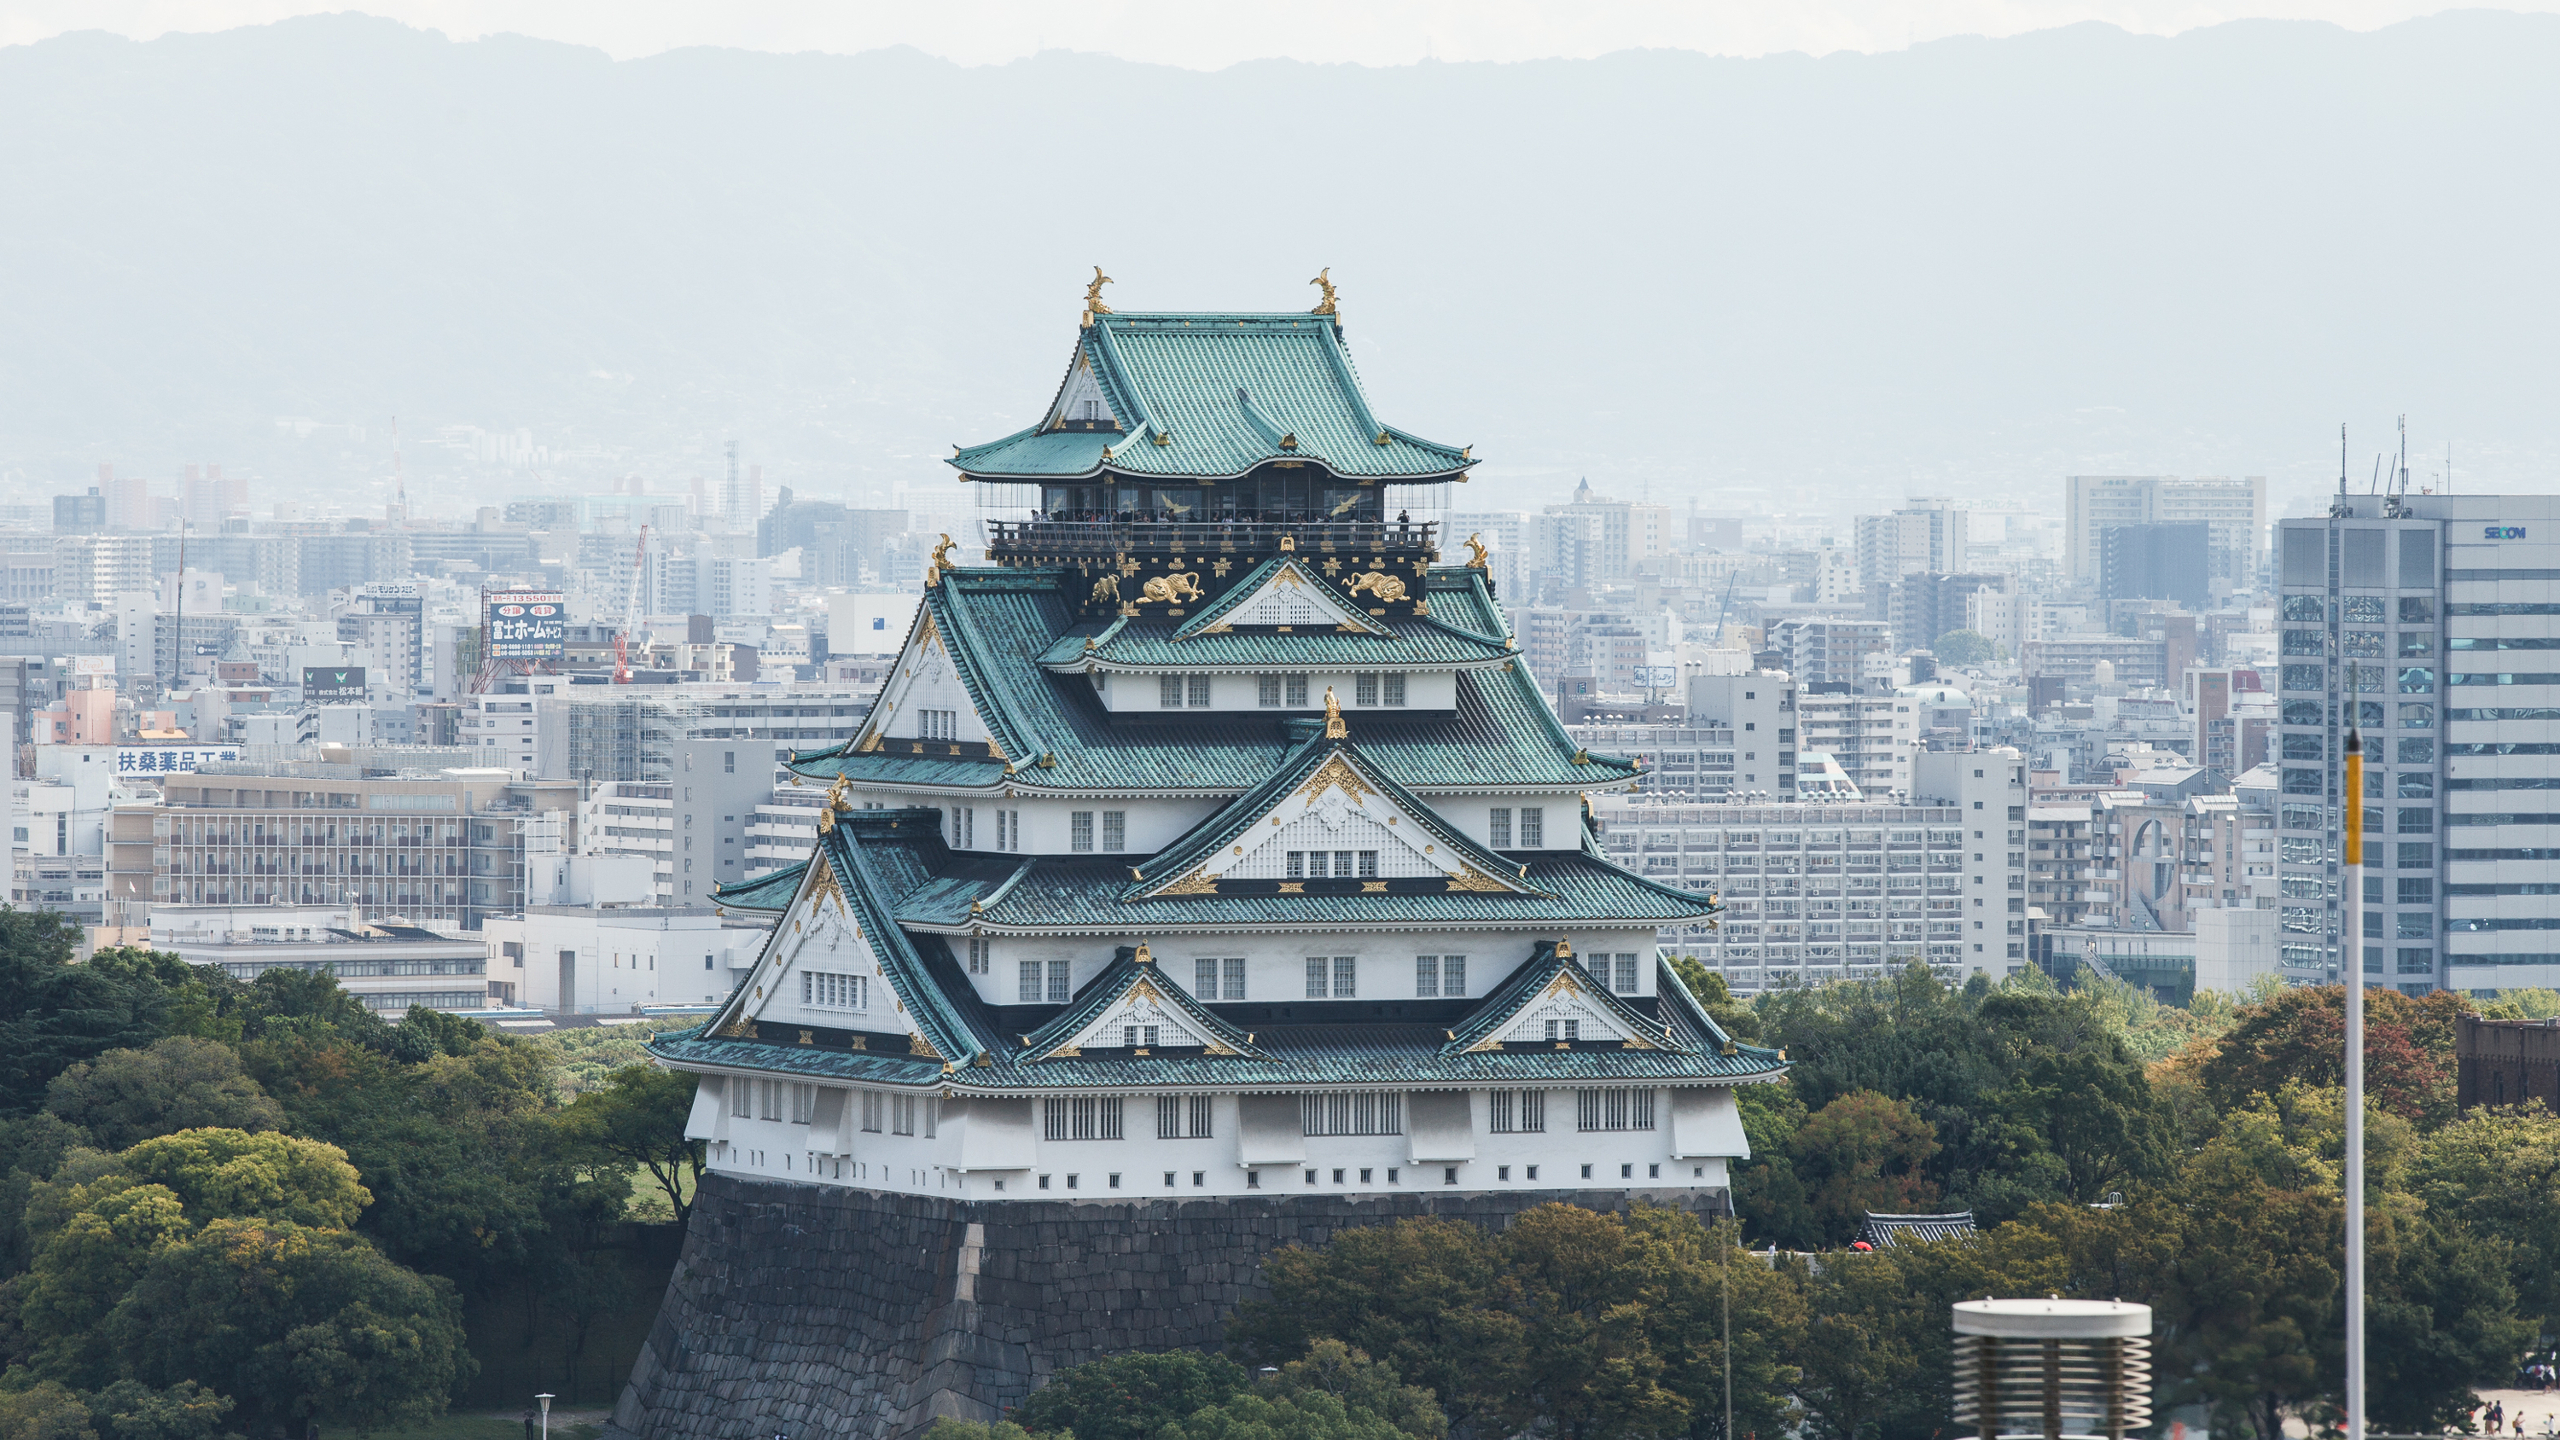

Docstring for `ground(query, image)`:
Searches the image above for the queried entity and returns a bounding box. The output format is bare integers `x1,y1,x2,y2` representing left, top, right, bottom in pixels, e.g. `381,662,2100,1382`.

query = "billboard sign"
302,666,367,702
1634,665,1679,690
114,746,240,775
486,591,566,659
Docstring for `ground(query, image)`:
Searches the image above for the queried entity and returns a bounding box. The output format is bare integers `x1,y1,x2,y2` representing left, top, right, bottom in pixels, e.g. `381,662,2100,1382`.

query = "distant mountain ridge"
3,13,2556,516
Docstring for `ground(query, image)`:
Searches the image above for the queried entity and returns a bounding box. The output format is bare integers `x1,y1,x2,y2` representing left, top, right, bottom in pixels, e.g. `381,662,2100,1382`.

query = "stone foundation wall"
608,1174,1722,1440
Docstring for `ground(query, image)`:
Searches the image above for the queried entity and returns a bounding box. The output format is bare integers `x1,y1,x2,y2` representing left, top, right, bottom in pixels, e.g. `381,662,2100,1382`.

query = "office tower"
2272,494,2560,996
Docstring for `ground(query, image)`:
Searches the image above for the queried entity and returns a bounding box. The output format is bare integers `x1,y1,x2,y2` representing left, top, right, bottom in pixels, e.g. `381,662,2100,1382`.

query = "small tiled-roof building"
1859,1211,1978,1248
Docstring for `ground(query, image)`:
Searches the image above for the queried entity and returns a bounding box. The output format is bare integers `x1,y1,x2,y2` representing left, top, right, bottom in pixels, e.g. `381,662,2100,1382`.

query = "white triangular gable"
737,865,932,1051
853,609,1002,757
1052,355,1117,427
1498,968,1636,1046
1217,561,1369,630
1191,754,1514,889
1054,972,1228,1054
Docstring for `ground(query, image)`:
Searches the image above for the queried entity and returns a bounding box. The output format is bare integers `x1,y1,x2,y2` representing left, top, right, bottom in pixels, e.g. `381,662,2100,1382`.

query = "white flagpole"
2345,685,2366,1440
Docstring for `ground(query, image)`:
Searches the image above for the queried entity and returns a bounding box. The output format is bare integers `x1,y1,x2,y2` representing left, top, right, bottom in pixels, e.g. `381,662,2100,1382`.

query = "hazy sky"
6,0,2556,66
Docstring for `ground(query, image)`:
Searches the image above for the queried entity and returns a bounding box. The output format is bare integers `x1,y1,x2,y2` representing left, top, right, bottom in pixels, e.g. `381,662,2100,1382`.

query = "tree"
560,1065,706,1223
1010,1352,1249,1440
1788,1092,1940,1246
44,1038,285,1152
2410,1103,2560,1325
1155,1391,1408,1440
0,1381,96,1440
1230,1217,1518,1431
1930,630,1999,667
105,1128,369,1231
0,913,178,1117
2198,986,2462,1124
1992,1048,2168,1202
1490,1204,1690,1440
81,1382,235,1440
102,1217,472,1434
1259,1340,1446,1440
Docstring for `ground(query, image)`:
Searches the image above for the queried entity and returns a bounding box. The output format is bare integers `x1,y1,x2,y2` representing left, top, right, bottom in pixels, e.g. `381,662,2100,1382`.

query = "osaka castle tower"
655,274,1780,1206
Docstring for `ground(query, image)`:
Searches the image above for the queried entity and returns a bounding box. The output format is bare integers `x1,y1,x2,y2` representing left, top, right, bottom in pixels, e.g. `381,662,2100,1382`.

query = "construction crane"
613,524,650,684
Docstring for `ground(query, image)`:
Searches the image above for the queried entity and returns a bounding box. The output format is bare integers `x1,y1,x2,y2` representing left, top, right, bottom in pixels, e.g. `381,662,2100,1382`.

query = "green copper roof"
896,852,1713,933
1016,945,1269,1061
1127,729,1540,902
1442,939,1700,1056
714,860,808,913
949,312,1471,481
797,564,1625,796
1169,554,1393,639
654,811,1761,1093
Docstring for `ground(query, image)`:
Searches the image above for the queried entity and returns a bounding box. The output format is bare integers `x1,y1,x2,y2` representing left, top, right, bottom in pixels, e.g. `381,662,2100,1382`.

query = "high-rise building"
52,535,153,608
2101,522,2213,608
1770,617,1892,690
2066,475,2267,588
2271,493,2560,996
1853,500,1969,595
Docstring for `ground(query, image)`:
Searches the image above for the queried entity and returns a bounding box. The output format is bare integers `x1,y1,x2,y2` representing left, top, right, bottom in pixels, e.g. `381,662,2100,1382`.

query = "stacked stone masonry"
609,1172,1723,1440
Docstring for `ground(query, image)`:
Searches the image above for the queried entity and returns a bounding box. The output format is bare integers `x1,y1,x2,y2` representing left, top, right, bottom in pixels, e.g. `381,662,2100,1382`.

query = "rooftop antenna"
2329,424,2353,518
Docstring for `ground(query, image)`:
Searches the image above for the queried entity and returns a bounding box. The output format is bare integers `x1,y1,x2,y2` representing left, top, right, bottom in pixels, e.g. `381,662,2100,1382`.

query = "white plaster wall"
698,1081,1747,1202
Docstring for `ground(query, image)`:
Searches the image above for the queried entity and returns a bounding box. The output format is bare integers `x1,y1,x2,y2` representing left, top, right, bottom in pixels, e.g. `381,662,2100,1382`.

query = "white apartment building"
1445,512,1530,598
482,906,765,1013
2066,475,2268,587
1597,748,2031,996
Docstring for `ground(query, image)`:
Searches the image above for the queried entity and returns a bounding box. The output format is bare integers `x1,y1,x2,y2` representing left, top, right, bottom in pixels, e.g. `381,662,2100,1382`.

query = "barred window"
1490,808,1512,847
860,1091,884,1133
1156,1095,1215,1138
1520,808,1545,847
1358,850,1379,878
1160,676,1184,709
802,971,867,1010
1071,812,1094,852
1415,954,1440,997
1614,953,1639,993
893,1094,917,1135
1305,956,1327,997
1044,1096,1125,1140
1019,961,1044,1003
1224,957,1246,999
1489,1089,1546,1133
1544,1019,1581,1042
731,1079,752,1118
1333,956,1358,997
1048,961,1071,1004
1287,850,1307,879
790,1083,815,1124
1122,1024,1161,1048
1384,674,1406,707
1300,1091,1404,1136
1443,955,1466,994
1575,1088,1656,1132
1103,811,1126,852
968,938,990,975
1259,675,1282,706
1285,675,1309,706
1196,958,1220,997
1356,673,1380,706
1188,675,1212,707
758,1080,781,1121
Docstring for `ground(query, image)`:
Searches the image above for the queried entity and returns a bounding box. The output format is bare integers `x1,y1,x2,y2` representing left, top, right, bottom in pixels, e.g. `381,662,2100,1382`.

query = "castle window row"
1488,807,1546,848
730,1084,1662,1143
1152,674,1413,709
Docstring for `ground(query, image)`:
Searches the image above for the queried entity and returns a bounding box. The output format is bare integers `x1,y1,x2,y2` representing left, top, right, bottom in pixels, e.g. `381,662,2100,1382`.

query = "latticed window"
1044,1096,1124,1140
1575,1087,1656,1132
1285,675,1309,706
1156,1095,1215,1138
1356,674,1380,706
1299,1091,1403,1136
1103,811,1126,851
1489,1089,1546,1133
1259,675,1282,707
802,971,866,1010
1520,808,1545,847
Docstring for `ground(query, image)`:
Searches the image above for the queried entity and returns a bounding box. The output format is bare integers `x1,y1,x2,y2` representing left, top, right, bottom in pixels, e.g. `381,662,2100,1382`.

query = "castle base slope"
609,1173,1721,1440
